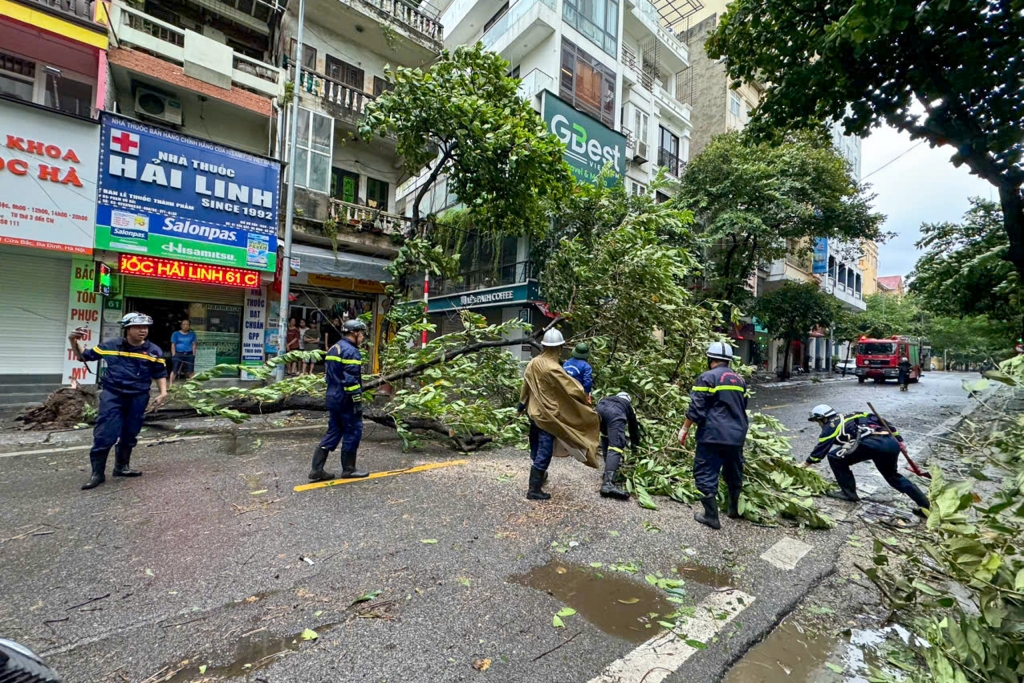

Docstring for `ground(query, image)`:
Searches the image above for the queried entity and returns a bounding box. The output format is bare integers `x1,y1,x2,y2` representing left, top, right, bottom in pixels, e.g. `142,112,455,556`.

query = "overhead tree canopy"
674,131,884,305
706,1,1024,279
754,281,841,379
833,293,927,342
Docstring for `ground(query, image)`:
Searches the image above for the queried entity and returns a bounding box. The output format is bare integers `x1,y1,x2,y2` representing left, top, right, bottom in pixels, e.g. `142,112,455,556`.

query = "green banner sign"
96,226,277,272
541,91,626,185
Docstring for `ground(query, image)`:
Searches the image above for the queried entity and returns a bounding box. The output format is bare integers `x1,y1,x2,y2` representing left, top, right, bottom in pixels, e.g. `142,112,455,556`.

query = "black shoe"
913,507,929,518
527,466,551,500
826,489,860,502
727,489,741,519
82,450,108,490
112,448,142,477
340,451,369,479
81,474,105,490
599,471,629,500
694,495,721,529
308,446,336,481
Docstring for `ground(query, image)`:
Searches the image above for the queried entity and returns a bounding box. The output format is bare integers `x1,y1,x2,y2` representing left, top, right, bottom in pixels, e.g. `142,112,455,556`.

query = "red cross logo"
110,130,140,156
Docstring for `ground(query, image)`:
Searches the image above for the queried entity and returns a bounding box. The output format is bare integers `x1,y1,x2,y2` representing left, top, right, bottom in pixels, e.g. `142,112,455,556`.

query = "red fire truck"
854,336,922,384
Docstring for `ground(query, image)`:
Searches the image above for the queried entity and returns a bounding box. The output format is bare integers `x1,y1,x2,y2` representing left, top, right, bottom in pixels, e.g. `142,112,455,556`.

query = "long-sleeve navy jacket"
806,412,904,464
82,338,167,394
686,364,749,446
325,338,363,411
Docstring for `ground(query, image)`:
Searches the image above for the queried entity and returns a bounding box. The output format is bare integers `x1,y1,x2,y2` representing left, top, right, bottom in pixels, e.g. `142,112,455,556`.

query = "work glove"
677,427,689,445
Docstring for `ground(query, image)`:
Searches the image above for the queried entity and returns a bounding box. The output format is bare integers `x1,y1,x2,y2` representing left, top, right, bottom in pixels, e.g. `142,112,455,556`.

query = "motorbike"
1,638,61,682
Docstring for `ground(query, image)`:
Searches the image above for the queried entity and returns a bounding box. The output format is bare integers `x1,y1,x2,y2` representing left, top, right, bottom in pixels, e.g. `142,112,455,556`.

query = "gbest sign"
541,91,626,185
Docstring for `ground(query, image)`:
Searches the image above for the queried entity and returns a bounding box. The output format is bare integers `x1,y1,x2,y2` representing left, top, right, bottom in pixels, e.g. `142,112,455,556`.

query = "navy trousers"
528,422,555,471
827,440,929,508
319,407,363,453
694,442,744,497
599,416,628,473
91,390,150,458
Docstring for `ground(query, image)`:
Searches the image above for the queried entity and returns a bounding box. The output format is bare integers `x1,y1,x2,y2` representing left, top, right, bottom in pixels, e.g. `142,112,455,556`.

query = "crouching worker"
517,329,600,501
596,392,640,500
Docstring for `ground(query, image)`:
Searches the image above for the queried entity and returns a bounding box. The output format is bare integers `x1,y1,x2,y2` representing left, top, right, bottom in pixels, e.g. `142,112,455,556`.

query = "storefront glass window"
294,107,334,194
126,298,242,373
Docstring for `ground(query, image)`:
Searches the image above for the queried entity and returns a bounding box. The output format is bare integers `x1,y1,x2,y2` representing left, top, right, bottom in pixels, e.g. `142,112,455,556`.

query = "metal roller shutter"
0,253,70,375
122,277,245,306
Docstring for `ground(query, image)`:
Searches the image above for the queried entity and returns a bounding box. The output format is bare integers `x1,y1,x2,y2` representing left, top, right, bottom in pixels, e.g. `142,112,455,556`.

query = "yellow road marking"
758,403,794,412
293,460,469,492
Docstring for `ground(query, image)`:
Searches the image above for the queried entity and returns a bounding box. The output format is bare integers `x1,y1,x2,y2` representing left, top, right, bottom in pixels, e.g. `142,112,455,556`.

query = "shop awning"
289,244,393,283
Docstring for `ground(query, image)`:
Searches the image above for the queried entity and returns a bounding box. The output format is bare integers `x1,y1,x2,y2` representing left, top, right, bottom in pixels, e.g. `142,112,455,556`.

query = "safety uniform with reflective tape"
596,395,641,473
686,364,749,446
806,413,903,464
320,337,363,454
82,338,167,394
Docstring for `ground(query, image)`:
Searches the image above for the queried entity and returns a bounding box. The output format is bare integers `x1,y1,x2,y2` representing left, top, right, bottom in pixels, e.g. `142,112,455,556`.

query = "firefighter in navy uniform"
69,313,168,491
595,392,641,500
678,342,749,529
803,404,930,513
309,319,370,481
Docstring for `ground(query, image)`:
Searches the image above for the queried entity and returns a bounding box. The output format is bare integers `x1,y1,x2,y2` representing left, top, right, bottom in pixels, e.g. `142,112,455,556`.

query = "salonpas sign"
541,91,626,185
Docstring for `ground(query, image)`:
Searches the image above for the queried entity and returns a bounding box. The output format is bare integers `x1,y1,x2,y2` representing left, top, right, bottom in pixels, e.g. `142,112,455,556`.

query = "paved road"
0,372,975,683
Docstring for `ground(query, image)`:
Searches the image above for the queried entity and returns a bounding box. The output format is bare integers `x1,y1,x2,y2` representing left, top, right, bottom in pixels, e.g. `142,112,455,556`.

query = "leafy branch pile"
861,355,1024,683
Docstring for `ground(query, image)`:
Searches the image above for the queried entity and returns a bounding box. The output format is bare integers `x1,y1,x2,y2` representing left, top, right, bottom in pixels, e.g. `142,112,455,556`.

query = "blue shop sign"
428,282,540,312
812,238,828,275
96,114,280,272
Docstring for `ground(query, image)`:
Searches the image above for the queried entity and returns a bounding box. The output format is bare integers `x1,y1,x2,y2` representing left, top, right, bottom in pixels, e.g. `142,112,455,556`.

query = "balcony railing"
233,54,280,86
482,0,558,50
658,148,684,177
436,260,534,296
299,70,374,122
655,84,691,124
123,8,183,46
330,199,411,237
621,45,654,92
517,68,556,102
25,0,104,28
358,0,443,43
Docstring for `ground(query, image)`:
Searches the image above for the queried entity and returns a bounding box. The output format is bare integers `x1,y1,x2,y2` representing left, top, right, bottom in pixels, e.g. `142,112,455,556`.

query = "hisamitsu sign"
119,253,261,288
541,91,626,185
96,114,280,272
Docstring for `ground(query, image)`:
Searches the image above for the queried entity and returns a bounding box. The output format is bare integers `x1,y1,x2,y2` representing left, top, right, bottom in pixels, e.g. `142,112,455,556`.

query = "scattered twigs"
532,629,583,662
66,593,110,611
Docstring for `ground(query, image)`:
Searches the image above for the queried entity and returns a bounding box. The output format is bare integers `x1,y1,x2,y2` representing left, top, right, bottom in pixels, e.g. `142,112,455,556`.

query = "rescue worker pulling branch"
69,313,168,491
596,392,640,500
309,319,370,481
801,404,930,514
563,343,593,403
678,342,749,529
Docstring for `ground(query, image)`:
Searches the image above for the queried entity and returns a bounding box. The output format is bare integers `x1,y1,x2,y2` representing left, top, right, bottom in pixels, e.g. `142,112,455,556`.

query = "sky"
860,125,993,279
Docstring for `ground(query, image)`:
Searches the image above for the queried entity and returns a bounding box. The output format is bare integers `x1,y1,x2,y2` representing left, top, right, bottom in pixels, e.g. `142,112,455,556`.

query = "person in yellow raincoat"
517,328,600,500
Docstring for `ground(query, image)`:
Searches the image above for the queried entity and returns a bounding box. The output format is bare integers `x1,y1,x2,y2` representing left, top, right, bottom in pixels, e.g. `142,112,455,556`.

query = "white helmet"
541,328,566,347
121,312,154,328
615,392,631,402
809,404,836,422
706,341,734,361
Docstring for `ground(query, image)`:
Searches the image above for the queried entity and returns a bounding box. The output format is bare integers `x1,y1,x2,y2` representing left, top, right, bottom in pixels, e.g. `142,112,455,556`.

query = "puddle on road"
165,622,338,681
508,560,674,643
227,432,263,456
722,616,838,683
675,561,733,589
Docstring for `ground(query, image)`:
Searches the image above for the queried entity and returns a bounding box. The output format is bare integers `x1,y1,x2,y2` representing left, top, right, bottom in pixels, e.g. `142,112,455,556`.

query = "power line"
861,140,925,181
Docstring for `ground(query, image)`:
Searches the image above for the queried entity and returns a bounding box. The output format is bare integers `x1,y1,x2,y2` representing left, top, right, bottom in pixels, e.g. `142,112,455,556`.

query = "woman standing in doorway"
301,320,322,374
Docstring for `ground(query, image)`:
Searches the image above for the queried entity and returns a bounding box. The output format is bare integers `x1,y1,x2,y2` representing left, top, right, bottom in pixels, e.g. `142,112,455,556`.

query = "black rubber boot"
527,466,551,500
826,489,860,502
112,448,142,477
82,450,108,490
600,470,629,500
308,446,336,481
340,451,369,479
694,495,721,529
727,487,741,519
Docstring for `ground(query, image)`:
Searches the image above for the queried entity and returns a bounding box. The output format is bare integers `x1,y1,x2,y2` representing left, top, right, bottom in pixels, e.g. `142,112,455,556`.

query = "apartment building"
406,0,699,357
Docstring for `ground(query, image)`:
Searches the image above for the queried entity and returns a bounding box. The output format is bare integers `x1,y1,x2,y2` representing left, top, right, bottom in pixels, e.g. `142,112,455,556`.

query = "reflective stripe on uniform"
607,446,624,454
691,385,746,394
344,385,361,392
325,355,342,362
325,356,362,365
818,413,872,443
92,348,166,365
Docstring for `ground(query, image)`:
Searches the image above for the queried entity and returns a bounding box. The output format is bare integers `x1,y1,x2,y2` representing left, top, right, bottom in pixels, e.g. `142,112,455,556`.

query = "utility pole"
275,0,305,380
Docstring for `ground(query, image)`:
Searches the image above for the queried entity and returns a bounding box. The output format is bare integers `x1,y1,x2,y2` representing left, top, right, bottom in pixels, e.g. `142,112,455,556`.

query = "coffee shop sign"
459,290,515,307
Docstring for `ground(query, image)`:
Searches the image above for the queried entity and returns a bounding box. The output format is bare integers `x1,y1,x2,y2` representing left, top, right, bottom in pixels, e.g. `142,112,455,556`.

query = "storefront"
427,281,543,363
0,98,101,396
93,114,280,376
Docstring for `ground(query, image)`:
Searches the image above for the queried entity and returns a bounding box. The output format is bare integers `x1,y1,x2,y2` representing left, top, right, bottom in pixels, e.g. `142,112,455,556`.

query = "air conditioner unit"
635,139,649,162
134,88,183,126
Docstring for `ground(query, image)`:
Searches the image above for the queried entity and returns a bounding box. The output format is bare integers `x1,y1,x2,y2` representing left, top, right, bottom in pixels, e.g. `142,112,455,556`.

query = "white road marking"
759,537,813,571
588,589,754,683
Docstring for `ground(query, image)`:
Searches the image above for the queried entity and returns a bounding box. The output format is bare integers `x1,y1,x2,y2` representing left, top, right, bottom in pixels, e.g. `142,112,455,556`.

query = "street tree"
706,1,1024,279
675,131,884,305
360,44,572,243
754,281,841,379
835,293,928,342
911,198,1021,333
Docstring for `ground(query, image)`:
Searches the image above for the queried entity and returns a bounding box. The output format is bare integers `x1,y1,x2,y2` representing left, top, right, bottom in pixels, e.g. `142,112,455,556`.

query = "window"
331,168,359,203
0,50,94,117
366,178,389,209
658,126,681,176
290,40,317,71
729,92,742,118
632,108,649,156
563,0,619,56
372,76,394,98
294,107,333,193
0,52,34,103
484,1,509,33
325,56,364,90
630,181,646,196
45,77,93,117
559,39,616,127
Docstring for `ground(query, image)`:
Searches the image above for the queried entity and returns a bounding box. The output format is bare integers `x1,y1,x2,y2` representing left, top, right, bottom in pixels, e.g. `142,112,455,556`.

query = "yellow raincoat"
520,348,600,468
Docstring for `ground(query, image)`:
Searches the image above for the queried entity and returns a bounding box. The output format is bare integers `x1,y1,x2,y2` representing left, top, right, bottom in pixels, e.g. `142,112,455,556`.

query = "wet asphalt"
0,372,976,683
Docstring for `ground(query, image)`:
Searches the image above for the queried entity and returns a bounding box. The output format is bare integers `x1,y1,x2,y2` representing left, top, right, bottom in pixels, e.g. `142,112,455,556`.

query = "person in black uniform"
69,313,168,490
309,319,370,481
897,356,911,391
596,392,640,500
802,404,930,513
678,342,749,529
